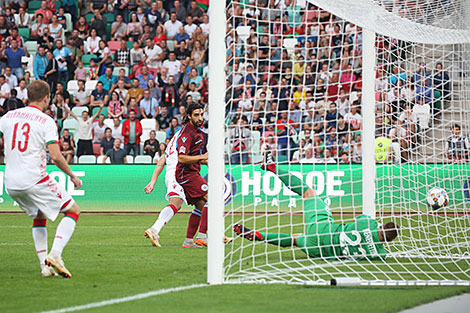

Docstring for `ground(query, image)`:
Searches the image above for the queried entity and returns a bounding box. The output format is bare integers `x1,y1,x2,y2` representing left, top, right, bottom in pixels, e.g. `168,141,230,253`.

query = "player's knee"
67,203,81,215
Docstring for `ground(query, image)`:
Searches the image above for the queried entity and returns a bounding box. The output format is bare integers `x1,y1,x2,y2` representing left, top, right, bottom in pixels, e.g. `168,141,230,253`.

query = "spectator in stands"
44,50,59,94
229,115,252,164
53,39,72,83
34,1,53,25
130,40,144,74
325,102,339,128
174,0,187,22
159,73,183,116
351,132,362,164
6,28,24,48
0,75,10,113
111,14,127,40
93,114,107,144
67,103,105,157
111,117,124,142
53,82,70,108
344,104,362,131
100,127,114,155
51,93,69,127
413,62,430,86
73,80,90,107
60,128,75,150
127,78,144,105
90,0,107,14
98,67,115,91
375,129,393,164
144,2,163,29
445,124,469,163
49,15,64,42
166,117,181,139
37,27,54,51
122,109,142,155
143,37,163,77
15,7,31,29
97,40,112,74
75,16,90,40
164,12,182,40
433,62,451,103
137,66,155,90
153,142,166,163
276,111,296,160
87,58,99,80
3,39,27,79
102,138,128,164
4,66,17,89
127,13,143,41
74,60,87,81
174,26,189,49
91,81,109,107
389,65,407,86
111,79,128,104
114,40,130,68
85,28,101,54
162,52,181,77
61,141,74,164
143,130,159,158
15,79,28,105
108,91,125,119
147,79,162,103
155,105,171,131
91,9,108,40
2,88,23,113
140,89,159,119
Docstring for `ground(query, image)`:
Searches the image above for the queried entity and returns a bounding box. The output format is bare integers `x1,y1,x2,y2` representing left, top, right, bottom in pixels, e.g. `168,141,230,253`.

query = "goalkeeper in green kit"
233,153,400,260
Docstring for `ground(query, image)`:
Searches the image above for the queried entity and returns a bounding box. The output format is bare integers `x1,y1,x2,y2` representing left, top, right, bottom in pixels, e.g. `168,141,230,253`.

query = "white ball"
426,187,449,210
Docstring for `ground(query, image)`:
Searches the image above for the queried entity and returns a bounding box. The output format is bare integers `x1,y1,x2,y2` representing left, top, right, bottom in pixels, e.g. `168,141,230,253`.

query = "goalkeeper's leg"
233,224,298,247
261,152,315,199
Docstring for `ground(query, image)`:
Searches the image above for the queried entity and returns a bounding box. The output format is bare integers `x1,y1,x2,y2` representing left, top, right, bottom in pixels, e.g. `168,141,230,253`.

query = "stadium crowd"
0,0,467,164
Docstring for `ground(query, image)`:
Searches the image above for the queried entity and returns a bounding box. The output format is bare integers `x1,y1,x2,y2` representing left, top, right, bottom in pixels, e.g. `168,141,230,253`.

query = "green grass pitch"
0,214,468,313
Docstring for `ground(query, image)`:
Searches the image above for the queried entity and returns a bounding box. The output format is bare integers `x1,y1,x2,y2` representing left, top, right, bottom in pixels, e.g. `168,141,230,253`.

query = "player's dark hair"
383,222,399,242
183,103,204,124
28,80,50,103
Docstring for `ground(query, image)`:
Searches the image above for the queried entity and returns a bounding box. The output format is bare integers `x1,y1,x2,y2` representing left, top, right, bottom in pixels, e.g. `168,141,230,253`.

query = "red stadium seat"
108,41,121,54
93,143,101,157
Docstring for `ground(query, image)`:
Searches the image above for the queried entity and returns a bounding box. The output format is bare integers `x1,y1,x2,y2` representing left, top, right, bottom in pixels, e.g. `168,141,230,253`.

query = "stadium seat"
126,41,133,49
78,155,97,164
104,13,115,23
28,1,41,13
155,131,166,144
24,41,38,56
67,80,79,93
64,13,73,33
85,13,94,23
93,143,101,156
134,155,152,164
283,38,297,56
126,155,134,163
106,24,112,38
108,41,121,53
85,80,98,91
82,54,98,67
54,0,61,9
18,28,30,40
72,106,88,117
72,156,78,164
104,118,114,128
166,40,174,52
97,155,111,164
63,119,78,132
92,106,108,118
141,119,156,131
113,66,129,76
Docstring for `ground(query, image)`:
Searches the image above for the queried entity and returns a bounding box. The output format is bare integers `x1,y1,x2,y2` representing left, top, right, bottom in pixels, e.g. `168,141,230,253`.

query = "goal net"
218,0,470,285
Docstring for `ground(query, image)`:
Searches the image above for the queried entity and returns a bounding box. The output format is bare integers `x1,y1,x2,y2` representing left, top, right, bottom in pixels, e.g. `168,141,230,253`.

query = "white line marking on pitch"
38,283,207,313
0,225,185,229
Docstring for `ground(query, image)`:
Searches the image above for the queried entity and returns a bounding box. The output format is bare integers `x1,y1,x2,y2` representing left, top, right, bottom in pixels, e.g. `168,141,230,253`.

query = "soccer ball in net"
426,187,449,210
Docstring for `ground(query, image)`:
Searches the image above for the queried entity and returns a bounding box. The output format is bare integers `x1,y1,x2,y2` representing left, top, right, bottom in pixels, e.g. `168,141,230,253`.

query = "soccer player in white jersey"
144,129,187,247
0,80,82,278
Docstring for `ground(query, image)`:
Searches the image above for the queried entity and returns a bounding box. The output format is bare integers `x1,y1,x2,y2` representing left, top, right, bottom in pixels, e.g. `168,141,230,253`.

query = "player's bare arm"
48,143,82,189
145,155,167,194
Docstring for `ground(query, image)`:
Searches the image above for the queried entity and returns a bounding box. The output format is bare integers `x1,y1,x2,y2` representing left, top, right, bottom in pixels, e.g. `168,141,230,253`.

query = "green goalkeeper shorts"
296,196,335,258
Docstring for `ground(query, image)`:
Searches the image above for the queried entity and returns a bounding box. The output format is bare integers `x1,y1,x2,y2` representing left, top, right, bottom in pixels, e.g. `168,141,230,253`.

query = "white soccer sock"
151,206,175,235
196,232,207,239
32,227,48,268
51,216,77,255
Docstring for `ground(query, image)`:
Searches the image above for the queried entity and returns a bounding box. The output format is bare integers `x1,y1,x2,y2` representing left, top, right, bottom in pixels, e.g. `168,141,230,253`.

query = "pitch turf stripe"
38,284,207,313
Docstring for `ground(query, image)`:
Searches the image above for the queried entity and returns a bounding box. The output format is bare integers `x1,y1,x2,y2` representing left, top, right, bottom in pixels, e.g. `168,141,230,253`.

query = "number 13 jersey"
0,106,59,190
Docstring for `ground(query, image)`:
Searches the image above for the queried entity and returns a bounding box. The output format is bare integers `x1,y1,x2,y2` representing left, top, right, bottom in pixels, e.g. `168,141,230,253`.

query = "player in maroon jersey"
176,103,210,247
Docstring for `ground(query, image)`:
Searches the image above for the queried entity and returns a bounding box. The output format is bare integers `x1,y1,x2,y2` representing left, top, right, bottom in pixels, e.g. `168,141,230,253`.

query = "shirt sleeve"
44,117,59,145
177,132,192,156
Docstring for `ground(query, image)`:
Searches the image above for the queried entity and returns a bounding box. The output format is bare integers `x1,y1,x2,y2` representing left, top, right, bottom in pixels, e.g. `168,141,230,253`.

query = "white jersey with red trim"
0,106,58,190
164,129,181,181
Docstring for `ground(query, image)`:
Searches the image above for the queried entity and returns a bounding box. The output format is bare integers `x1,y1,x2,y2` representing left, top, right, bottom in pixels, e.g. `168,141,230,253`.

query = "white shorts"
165,175,187,205
7,176,75,221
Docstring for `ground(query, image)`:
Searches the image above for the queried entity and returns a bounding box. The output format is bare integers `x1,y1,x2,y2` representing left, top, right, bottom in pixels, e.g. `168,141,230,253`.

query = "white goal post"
208,0,470,285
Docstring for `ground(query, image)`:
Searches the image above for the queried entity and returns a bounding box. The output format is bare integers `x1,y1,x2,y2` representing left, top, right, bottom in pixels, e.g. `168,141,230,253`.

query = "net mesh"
222,0,470,285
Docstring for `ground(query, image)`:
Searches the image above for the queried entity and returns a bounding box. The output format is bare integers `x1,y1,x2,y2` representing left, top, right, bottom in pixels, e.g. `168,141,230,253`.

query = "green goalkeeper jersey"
318,215,387,260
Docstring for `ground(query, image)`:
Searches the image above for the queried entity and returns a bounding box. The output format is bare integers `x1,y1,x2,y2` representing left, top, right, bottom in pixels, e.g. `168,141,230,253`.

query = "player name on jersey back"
0,106,58,190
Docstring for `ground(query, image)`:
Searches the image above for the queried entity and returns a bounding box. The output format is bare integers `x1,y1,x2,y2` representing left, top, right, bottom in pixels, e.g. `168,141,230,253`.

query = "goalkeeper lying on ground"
234,153,399,260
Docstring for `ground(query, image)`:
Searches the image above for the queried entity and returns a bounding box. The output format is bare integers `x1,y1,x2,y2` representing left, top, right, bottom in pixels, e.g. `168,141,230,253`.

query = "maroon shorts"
177,175,208,205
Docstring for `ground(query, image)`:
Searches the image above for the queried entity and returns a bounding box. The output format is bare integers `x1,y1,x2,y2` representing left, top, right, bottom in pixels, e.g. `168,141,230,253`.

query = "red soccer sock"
185,209,201,239
199,204,208,234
